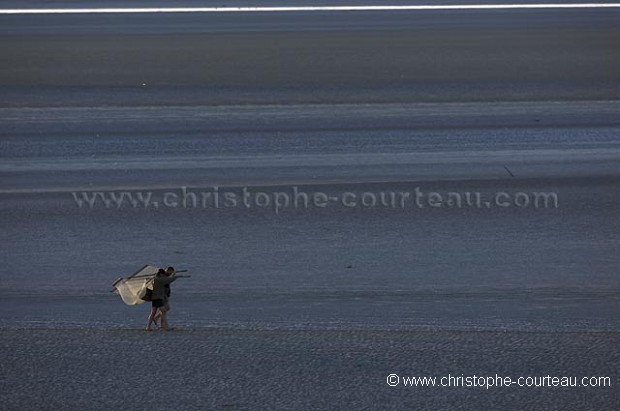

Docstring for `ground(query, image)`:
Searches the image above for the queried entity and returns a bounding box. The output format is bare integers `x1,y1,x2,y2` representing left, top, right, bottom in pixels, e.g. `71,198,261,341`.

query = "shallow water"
2,145,620,333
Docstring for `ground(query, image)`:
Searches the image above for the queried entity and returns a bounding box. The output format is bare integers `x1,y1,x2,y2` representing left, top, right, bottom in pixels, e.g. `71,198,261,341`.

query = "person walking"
146,268,179,331
152,266,177,328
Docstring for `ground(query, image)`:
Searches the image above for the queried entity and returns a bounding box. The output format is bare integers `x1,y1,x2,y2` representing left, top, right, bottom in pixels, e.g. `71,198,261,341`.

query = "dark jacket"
151,274,177,301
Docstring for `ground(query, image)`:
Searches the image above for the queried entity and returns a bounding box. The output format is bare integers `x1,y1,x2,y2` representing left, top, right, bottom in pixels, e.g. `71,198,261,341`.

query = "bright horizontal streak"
1,4,620,14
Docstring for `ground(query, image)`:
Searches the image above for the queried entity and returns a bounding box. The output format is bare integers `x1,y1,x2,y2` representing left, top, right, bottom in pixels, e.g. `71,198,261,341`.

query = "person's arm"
162,275,178,285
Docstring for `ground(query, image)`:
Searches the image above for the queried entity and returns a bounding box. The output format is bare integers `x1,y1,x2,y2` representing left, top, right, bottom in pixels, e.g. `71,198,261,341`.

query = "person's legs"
152,311,161,327
153,302,169,326
146,306,158,331
160,303,170,330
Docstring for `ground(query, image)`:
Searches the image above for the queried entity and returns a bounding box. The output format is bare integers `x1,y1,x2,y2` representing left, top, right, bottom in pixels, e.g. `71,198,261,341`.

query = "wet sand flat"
1,328,618,410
